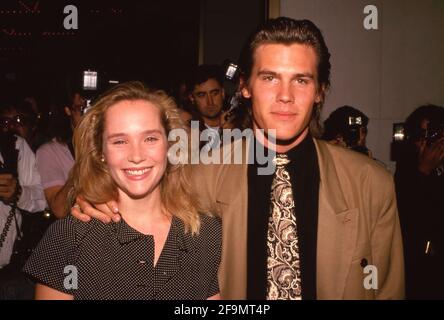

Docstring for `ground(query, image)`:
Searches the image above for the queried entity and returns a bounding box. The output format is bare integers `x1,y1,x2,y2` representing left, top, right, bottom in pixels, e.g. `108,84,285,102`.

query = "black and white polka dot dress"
23,214,221,300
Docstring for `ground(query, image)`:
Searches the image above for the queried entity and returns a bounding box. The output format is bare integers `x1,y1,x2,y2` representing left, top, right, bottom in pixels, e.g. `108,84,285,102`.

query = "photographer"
395,104,444,299
0,99,41,152
0,99,47,298
322,105,372,157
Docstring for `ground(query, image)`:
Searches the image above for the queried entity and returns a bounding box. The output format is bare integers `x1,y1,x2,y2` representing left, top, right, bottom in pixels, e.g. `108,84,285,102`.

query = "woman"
23,82,221,300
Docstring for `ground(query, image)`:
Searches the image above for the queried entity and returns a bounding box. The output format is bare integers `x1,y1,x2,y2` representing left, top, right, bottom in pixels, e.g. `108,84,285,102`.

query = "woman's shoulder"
46,215,107,242
197,213,222,240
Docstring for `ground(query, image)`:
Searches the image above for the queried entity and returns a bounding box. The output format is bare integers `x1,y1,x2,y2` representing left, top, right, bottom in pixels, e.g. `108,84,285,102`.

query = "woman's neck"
117,188,170,235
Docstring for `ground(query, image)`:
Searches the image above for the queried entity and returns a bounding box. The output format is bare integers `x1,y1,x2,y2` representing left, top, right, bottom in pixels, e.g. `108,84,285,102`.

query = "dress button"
360,258,368,268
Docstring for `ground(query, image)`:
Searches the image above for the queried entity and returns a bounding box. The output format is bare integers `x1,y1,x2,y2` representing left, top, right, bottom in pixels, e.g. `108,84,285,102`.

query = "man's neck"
204,117,220,128
253,125,309,153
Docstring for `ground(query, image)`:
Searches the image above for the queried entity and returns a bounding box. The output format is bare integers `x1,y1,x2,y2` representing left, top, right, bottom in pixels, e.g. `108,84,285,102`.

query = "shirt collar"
112,215,191,253
252,132,315,166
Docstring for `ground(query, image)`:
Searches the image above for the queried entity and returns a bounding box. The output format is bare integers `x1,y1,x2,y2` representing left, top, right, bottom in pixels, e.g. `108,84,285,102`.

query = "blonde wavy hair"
68,81,201,234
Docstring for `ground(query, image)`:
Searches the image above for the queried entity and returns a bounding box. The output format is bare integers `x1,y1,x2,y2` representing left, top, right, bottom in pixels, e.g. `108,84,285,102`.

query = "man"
0,100,39,151
186,64,226,151
323,106,371,156
395,105,444,299
1,98,47,298
72,17,404,299
188,64,226,127
36,89,84,218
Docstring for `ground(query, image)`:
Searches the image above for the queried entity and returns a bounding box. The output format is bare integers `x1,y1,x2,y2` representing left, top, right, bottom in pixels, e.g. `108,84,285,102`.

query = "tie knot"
273,154,290,167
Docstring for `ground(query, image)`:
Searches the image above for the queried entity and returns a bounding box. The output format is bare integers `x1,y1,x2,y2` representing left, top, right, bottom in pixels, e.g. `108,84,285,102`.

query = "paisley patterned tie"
266,154,302,300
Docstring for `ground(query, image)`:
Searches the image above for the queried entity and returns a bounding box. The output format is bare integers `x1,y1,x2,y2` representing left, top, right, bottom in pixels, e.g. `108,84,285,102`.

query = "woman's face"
102,99,168,200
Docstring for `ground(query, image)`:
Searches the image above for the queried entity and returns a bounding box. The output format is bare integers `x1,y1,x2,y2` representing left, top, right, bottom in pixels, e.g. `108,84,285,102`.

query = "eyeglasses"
0,115,32,129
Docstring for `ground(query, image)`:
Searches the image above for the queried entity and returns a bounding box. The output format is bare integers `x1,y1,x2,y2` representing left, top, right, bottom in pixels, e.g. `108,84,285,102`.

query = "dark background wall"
201,0,266,65
0,0,201,104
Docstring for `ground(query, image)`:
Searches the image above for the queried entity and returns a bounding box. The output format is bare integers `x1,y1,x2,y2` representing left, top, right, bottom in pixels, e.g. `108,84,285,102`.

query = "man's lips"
271,111,298,120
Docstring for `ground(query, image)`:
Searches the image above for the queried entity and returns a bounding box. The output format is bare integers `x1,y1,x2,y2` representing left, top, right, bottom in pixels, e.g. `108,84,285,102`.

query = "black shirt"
23,214,221,300
395,154,444,299
247,134,320,299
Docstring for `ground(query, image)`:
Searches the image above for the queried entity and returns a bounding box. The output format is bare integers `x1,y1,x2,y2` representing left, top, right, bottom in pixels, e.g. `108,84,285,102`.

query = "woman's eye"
145,136,159,143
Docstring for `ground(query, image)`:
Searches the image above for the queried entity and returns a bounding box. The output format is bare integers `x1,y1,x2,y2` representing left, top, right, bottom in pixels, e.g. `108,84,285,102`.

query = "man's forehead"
251,43,319,75
193,78,222,92
1,110,19,117
254,42,318,61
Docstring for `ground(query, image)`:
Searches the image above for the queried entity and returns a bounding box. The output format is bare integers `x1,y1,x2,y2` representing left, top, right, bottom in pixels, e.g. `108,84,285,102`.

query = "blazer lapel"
215,137,250,299
314,139,359,299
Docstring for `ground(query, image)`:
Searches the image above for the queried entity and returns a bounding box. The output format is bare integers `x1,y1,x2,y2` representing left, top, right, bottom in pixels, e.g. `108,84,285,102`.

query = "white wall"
280,0,444,172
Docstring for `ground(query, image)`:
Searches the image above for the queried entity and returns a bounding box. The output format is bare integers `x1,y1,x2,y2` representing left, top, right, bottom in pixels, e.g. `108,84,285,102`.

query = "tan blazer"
191,138,404,300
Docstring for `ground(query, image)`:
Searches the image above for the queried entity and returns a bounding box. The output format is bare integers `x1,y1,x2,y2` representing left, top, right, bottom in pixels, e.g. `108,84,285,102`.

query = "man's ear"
241,87,251,99
64,106,72,116
188,94,195,104
315,84,326,104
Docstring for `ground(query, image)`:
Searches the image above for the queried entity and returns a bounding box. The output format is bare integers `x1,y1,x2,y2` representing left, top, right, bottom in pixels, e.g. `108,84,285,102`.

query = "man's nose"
276,82,294,104
206,94,214,106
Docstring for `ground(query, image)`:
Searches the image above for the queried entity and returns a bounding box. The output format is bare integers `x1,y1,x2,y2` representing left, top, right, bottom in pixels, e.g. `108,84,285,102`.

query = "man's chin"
203,113,222,120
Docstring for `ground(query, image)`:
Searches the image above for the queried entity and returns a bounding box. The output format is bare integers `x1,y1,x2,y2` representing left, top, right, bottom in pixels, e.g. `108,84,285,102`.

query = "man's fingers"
71,205,91,223
96,203,120,223
76,197,111,223
105,201,121,222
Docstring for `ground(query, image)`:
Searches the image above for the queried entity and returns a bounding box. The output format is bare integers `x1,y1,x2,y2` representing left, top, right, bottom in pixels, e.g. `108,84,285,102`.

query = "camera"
425,122,444,146
222,60,242,113
392,123,406,142
343,116,363,148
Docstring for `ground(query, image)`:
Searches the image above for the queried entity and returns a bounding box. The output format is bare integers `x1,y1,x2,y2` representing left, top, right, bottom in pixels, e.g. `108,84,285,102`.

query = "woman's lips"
122,167,152,180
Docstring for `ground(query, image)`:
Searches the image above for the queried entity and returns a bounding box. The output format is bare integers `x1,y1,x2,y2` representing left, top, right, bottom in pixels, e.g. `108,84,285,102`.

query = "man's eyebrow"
294,73,315,79
257,70,278,77
256,70,315,79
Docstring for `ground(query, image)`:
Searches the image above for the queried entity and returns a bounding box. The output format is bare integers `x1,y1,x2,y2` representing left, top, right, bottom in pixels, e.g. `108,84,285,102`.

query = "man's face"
64,93,85,128
242,43,322,146
0,110,30,138
190,78,225,122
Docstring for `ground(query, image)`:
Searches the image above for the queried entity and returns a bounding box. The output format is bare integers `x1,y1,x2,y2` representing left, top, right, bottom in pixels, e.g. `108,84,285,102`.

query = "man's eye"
296,78,308,85
262,75,274,81
112,140,126,145
196,93,206,98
